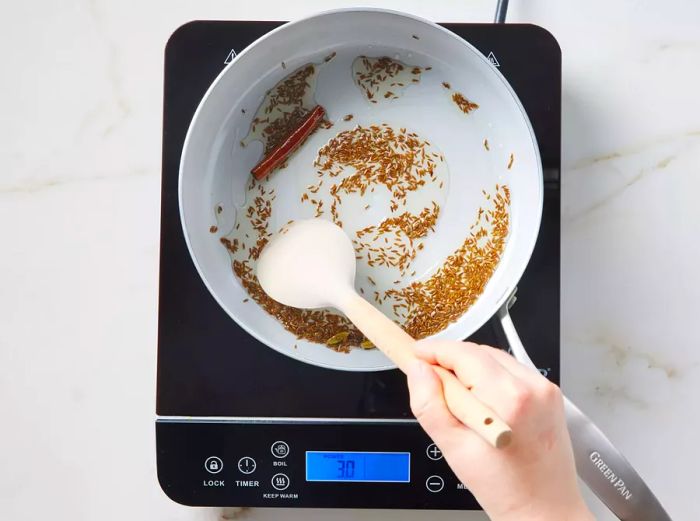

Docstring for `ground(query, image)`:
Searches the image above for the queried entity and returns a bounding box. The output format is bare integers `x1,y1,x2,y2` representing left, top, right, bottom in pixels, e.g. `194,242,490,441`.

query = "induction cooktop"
156,20,561,509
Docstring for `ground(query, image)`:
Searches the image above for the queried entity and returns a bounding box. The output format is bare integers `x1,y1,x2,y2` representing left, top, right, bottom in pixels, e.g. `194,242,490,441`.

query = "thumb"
406,359,463,449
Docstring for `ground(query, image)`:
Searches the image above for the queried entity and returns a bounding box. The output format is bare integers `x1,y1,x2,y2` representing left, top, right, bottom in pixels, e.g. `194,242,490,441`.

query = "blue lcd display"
306,451,410,483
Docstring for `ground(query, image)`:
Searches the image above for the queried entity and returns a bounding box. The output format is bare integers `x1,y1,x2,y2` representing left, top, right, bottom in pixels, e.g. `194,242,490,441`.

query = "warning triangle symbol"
224,49,237,65
487,51,500,67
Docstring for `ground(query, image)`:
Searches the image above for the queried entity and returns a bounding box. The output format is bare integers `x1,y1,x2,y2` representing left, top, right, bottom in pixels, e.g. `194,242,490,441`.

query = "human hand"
407,341,594,521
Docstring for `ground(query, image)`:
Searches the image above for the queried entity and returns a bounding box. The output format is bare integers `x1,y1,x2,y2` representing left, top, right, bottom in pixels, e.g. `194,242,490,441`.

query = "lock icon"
205,456,223,474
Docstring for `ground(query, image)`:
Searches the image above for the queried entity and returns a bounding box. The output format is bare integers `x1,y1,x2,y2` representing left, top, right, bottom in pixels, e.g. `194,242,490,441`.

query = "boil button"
271,441,290,459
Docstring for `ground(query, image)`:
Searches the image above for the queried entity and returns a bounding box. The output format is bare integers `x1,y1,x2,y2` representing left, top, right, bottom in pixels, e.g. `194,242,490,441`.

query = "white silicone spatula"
257,219,512,449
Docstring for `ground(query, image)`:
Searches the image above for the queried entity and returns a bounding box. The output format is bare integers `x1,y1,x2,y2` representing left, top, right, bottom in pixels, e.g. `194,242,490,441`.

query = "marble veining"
0,167,151,194
85,1,132,139
565,131,700,221
1,1,699,521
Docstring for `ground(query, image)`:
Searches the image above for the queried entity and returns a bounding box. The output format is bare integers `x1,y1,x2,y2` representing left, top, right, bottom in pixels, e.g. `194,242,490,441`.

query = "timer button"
426,443,443,461
426,475,445,493
237,456,256,474
271,441,290,459
271,473,290,491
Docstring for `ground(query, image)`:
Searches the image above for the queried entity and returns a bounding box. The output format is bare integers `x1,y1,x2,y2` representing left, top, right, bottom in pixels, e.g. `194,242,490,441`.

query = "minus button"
425,475,445,493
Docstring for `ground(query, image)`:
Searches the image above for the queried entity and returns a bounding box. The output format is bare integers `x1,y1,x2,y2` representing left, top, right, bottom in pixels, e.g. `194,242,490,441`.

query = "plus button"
426,443,443,461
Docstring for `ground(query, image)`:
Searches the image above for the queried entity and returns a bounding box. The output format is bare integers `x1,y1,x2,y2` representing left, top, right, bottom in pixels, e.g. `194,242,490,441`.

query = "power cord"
494,0,509,23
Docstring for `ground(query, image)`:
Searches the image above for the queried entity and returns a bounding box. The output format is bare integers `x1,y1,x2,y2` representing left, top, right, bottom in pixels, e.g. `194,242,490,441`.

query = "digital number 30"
337,459,355,478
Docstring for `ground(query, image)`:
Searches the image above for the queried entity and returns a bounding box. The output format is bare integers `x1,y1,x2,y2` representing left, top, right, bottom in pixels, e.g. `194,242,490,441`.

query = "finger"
415,341,527,419
486,346,545,383
415,340,509,390
406,359,473,453
486,347,562,409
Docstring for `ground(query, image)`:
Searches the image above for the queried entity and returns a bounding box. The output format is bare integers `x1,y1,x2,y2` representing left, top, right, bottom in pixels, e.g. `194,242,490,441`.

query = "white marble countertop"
1,1,699,520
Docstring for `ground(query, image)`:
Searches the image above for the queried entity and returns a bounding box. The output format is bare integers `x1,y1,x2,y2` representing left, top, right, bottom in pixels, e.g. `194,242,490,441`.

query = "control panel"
156,421,481,509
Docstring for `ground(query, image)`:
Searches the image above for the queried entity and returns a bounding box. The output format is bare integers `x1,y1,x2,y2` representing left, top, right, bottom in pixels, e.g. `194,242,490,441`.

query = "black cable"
494,0,509,23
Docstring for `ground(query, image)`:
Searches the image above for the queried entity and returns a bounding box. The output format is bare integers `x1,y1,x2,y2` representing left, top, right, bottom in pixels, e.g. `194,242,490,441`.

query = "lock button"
204,456,223,474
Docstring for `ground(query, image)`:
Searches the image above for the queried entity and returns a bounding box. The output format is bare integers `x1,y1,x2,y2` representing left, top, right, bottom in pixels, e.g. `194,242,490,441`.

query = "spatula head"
257,219,356,309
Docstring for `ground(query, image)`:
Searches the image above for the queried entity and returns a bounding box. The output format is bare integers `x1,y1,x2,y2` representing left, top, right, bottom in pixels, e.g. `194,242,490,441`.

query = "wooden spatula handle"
433,366,512,448
338,291,512,449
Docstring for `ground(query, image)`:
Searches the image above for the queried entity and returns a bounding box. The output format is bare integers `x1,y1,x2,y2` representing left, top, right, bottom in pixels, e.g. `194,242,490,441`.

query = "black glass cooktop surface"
156,21,561,420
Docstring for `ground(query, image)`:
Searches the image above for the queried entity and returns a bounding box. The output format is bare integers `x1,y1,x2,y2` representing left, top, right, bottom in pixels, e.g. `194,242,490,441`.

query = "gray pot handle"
497,303,672,520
